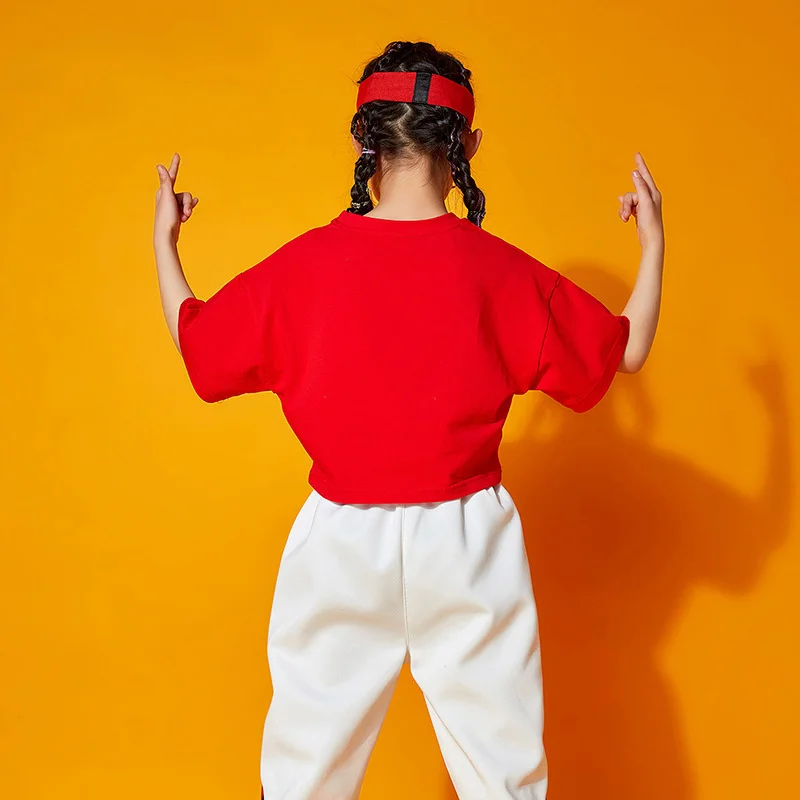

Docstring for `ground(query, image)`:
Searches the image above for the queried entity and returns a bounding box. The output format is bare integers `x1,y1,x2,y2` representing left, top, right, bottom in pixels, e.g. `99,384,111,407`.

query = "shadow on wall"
442,265,792,800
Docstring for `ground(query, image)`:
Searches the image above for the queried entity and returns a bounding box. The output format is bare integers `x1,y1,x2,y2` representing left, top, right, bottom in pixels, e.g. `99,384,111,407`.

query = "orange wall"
1,1,798,798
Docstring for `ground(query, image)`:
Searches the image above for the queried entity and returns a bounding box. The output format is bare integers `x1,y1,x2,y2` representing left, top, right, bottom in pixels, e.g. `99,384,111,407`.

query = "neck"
368,156,451,220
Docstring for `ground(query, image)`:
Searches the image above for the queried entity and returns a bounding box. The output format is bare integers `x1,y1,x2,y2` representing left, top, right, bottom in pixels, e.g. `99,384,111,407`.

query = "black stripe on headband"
412,72,432,104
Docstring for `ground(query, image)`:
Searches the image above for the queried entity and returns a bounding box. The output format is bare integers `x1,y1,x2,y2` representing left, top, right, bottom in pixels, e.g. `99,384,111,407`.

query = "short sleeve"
532,274,630,413
177,272,272,403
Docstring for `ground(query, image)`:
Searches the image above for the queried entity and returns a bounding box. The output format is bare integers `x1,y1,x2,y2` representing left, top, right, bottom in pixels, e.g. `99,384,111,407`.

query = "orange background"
1,1,798,798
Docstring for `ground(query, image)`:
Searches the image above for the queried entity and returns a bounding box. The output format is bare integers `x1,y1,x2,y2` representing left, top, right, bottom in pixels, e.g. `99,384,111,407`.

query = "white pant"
260,484,547,799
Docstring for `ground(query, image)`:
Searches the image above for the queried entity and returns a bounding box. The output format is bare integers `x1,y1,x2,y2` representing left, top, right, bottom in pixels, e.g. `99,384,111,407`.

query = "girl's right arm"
616,153,665,374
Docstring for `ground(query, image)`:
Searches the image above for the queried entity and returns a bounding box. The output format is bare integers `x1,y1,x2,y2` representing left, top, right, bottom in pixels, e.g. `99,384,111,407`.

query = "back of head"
348,41,486,227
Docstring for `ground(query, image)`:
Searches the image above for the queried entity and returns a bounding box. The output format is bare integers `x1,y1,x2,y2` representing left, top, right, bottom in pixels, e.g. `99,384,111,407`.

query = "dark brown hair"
348,41,486,227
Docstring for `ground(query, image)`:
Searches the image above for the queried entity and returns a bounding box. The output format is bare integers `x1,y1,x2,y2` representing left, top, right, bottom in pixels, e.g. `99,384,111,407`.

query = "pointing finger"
168,152,180,182
634,153,658,196
632,170,653,204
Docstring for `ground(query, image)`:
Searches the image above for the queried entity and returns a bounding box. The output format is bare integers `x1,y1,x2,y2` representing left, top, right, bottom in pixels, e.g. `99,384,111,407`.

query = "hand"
618,152,664,252
154,153,199,245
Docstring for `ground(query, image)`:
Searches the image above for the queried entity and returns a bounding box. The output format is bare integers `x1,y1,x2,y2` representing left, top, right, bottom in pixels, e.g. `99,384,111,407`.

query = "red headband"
356,71,475,128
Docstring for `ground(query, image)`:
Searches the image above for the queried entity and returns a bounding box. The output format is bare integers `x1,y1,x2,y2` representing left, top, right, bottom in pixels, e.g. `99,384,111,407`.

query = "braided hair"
348,41,486,227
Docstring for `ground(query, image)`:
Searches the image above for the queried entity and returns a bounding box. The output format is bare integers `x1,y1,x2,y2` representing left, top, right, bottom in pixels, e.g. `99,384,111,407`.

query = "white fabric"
260,483,547,799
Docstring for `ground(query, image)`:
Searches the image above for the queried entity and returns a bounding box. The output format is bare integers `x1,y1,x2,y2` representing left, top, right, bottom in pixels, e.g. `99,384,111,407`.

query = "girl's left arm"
153,153,200,352
616,152,665,374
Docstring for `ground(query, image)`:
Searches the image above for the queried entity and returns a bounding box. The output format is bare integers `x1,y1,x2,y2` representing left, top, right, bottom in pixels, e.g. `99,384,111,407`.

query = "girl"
153,40,663,800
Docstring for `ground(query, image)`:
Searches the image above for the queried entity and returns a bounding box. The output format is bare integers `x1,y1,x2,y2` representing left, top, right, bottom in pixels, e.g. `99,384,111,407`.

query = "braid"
346,41,487,227
447,116,486,227
347,113,377,215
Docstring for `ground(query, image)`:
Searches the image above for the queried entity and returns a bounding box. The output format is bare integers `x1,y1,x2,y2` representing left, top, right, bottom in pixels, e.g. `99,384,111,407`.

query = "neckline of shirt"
332,209,466,236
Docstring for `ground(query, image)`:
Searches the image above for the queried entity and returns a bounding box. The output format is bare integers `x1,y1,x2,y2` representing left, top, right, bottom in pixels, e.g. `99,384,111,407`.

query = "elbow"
617,358,646,375
618,356,644,374
618,344,650,374
618,320,657,374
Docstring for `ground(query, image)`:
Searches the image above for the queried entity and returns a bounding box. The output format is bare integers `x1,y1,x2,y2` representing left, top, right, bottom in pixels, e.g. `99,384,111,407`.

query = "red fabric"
533,275,632,413
356,72,476,127
177,273,273,403
427,74,476,127
357,72,416,106
178,211,629,504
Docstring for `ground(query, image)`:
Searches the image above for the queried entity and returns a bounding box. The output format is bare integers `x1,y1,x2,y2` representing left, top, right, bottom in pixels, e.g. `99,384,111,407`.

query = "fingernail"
633,170,641,178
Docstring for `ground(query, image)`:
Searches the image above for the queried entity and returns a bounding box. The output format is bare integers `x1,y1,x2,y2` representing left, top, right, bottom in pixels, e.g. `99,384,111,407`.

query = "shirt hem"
308,469,503,506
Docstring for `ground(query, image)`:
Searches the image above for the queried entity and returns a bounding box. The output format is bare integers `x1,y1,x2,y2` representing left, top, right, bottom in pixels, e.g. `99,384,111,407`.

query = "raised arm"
616,152,665,373
153,152,200,352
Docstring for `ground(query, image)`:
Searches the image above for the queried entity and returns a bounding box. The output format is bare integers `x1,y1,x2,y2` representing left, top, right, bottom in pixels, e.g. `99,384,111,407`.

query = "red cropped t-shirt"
177,210,630,504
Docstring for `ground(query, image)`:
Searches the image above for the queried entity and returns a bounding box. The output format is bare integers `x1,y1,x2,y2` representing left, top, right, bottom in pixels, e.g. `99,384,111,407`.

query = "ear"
351,133,363,157
463,128,483,161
